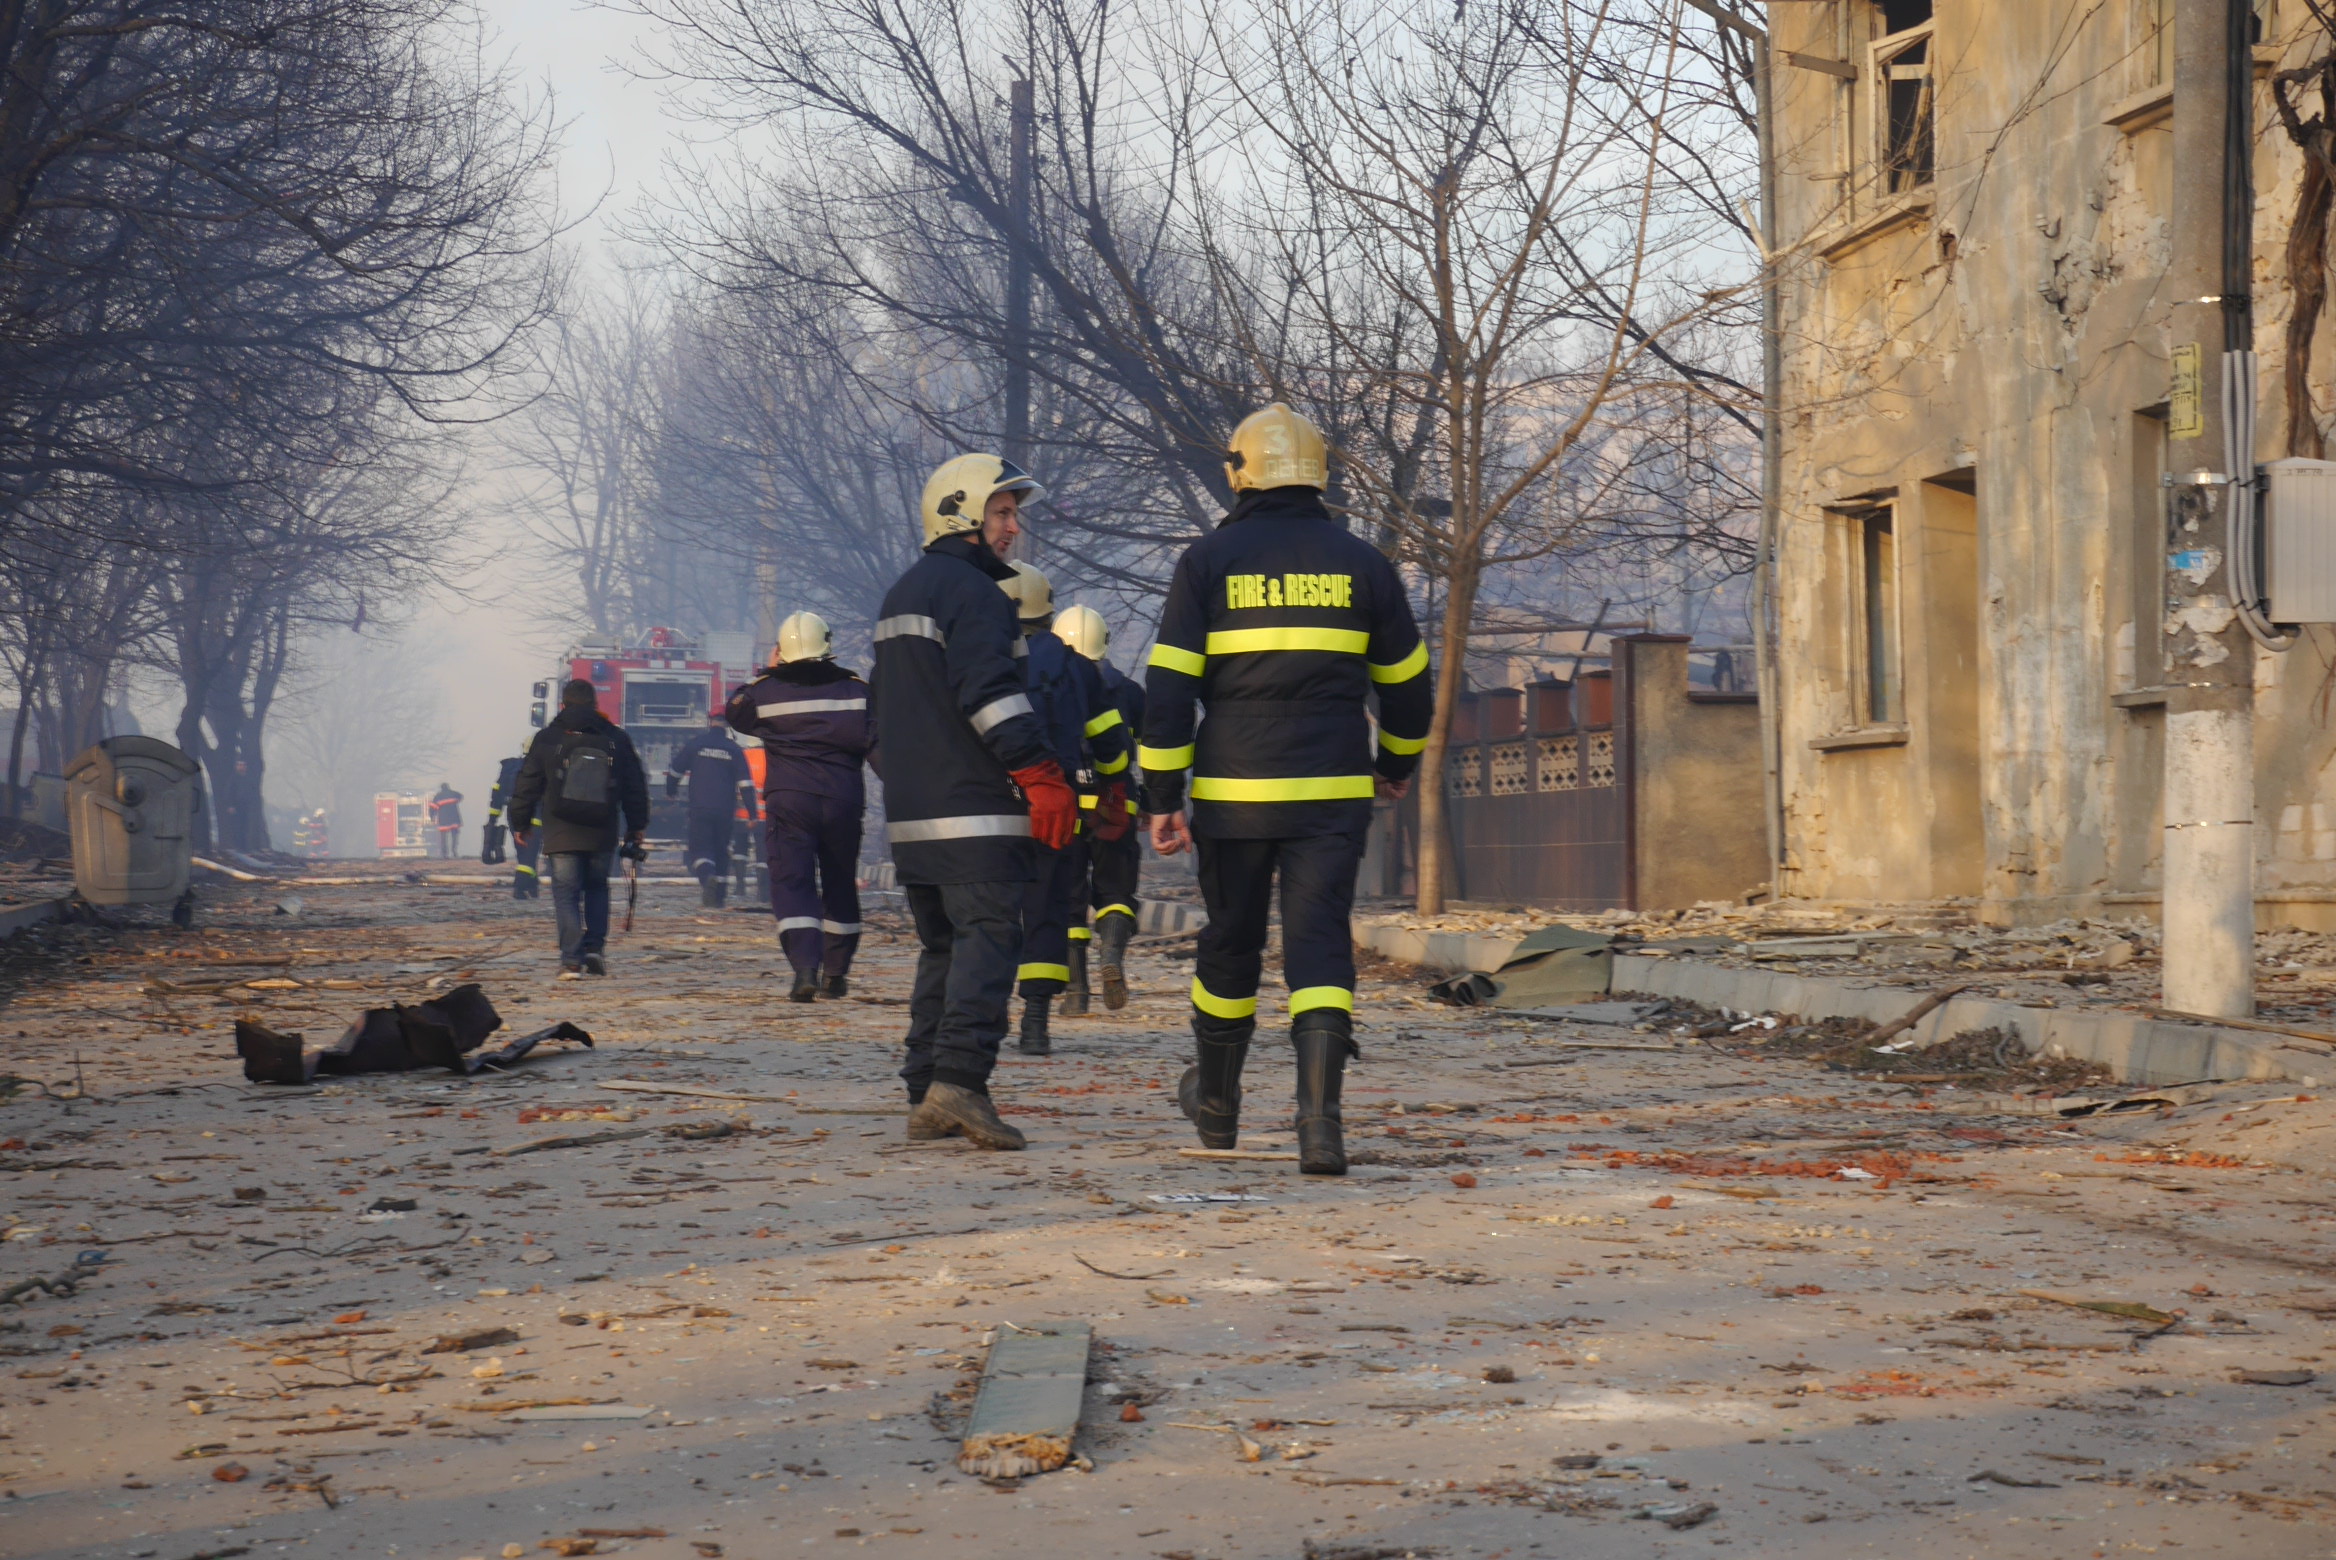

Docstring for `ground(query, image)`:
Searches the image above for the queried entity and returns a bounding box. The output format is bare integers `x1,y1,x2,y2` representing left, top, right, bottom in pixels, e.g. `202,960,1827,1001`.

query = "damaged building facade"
1766,0,2336,927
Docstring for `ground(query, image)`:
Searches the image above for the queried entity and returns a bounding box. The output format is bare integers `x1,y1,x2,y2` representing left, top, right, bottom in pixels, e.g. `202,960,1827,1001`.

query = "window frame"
1855,505,1904,727
1868,17,1936,196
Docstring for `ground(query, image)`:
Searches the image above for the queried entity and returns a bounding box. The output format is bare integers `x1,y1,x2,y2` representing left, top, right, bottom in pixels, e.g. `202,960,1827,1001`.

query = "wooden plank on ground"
957,1323,1092,1479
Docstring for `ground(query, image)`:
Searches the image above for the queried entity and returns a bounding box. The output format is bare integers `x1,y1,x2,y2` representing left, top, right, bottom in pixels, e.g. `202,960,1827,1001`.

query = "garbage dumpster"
65,736,201,910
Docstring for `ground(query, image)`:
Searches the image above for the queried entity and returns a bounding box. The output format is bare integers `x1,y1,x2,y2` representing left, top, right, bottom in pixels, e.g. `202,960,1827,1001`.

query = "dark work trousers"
1017,840,1080,998
547,851,614,965
900,879,1024,1096
511,827,541,895
1191,828,1367,1024
1088,827,1141,928
435,827,460,858
765,789,864,980
685,810,731,886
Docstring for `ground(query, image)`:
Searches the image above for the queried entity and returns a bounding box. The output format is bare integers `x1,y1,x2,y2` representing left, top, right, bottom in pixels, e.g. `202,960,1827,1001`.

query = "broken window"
1871,0,1934,193
1859,508,1902,724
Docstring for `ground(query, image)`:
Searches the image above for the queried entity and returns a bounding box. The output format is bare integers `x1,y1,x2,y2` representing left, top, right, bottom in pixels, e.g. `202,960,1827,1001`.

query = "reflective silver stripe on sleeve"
1011,637,1028,658
969,692,1034,734
875,614,944,644
820,919,863,936
775,916,822,932
757,698,868,717
885,814,1033,843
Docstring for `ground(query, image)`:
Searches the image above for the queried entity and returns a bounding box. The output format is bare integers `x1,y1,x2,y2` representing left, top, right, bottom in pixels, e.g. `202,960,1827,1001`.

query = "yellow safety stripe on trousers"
1368,641,1430,683
1205,627,1369,657
1018,962,1071,983
1068,926,1092,941
513,864,538,877
1377,727,1428,755
1096,902,1136,920
1079,793,1097,808
1078,793,1137,814
1188,774,1374,802
1289,986,1356,1014
1149,642,1206,677
1138,742,1194,770
1190,978,1258,1020
1096,751,1128,774
1084,708,1125,737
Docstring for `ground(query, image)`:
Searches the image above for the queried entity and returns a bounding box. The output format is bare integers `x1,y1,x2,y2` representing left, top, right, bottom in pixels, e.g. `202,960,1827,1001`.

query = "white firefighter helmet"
1225,402,1329,493
773,610,832,664
999,559,1055,624
921,453,1044,545
1056,603,1109,661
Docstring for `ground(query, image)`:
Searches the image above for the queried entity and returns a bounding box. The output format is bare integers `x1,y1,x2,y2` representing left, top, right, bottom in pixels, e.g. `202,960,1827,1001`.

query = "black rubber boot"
711,878,728,910
822,973,849,999
789,970,819,1003
1062,943,1091,1017
1018,993,1053,1055
1293,1011,1358,1176
1096,915,1133,1010
1176,1013,1253,1150
699,877,721,909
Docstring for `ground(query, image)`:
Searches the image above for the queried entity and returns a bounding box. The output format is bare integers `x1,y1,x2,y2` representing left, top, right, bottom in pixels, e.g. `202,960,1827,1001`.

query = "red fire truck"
530,628,761,845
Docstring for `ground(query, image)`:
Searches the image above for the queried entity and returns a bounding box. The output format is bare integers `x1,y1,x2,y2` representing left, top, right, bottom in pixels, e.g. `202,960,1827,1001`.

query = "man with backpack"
999,562,1131,1051
508,679,652,977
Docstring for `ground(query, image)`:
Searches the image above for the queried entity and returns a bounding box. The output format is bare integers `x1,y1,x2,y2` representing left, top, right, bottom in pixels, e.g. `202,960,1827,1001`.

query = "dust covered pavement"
4,875,2336,1560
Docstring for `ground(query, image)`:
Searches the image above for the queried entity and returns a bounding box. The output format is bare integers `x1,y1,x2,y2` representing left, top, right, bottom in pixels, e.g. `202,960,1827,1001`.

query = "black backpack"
548,725,618,826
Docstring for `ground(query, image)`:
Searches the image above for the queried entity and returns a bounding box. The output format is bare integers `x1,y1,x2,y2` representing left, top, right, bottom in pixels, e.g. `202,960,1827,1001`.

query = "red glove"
1091,779,1132,842
1010,760,1078,851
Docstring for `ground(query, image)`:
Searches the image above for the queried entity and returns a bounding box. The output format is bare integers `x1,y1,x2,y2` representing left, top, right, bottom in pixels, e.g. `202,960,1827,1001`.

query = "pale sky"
348,0,685,847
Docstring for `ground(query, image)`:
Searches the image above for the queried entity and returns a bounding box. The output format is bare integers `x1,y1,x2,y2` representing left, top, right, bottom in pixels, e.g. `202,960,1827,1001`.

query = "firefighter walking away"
428,782,464,859
997,562,1131,1049
667,712,757,909
727,610,873,1002
871,453,1077,1150
1057,603,1145,1011
486,744,542,899
1140,403,1432,1175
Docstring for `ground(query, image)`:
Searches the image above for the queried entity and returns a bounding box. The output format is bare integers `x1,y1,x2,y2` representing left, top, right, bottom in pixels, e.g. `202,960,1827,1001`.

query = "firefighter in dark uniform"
1057,603,1146,1011
873,453,1078,1150
428,783,464,858
1139,403,1433,1175
486,747,543,899
998,563,1132,1046
667,713,757,909
725,611,873,1002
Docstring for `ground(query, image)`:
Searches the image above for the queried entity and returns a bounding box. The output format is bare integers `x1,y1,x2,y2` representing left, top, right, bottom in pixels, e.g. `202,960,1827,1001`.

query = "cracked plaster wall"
1773,0,2336,926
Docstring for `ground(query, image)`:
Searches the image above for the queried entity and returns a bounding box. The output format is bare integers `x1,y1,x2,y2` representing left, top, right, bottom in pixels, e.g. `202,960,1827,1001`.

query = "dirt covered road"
3,873,2335,1560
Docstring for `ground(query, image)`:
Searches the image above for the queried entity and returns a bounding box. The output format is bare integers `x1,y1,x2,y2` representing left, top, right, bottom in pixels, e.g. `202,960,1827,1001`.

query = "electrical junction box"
2265,458,2336,623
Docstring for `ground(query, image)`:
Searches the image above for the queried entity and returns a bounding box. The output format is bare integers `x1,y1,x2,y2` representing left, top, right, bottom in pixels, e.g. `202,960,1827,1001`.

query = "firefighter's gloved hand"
1010,761,1078,852
1092,780,1132,842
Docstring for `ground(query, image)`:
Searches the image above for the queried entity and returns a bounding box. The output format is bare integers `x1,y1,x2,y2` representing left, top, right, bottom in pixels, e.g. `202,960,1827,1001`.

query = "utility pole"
1004,77,1034,482
2160,0,2258,1017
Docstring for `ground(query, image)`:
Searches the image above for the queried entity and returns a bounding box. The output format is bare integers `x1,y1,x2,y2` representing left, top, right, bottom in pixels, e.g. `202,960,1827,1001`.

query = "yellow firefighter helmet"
773,610,832,664
1055,603,1108,660
1225,402,1329,493
921,453,1044,545
999,560,1055,624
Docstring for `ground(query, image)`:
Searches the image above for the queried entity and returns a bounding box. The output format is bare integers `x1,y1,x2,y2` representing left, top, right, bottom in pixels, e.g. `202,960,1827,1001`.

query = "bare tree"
1190,0,1751,911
